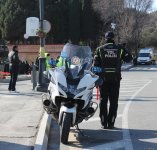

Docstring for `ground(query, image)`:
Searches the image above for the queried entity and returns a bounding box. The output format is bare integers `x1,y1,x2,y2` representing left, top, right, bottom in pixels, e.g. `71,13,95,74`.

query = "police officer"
45,53,51,70
93,31,132,129
8,45,20,92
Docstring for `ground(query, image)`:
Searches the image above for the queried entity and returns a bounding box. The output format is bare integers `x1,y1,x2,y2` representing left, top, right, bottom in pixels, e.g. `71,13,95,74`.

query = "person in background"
45,53,51,70
56,56,60,64
19,61,26,74
25,60,30,74
35,53,40,71
8,45,20,92
48,58,56,68
93,31,132,129
56,56,63,67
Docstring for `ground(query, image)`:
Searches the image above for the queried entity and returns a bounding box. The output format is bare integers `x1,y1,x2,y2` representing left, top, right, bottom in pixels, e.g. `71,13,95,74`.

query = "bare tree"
120,0,152,54
92,0,124,38
92,0,152,53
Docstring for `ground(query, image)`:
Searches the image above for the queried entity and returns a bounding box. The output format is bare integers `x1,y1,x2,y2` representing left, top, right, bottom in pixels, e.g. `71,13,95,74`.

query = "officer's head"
13,45,18,52
45,53,50,58
105,31,114,40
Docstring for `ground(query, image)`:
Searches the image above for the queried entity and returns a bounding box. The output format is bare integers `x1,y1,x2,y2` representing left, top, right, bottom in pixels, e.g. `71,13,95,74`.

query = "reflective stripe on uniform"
120,49,123,59
105,71,116,72
105,68,116,72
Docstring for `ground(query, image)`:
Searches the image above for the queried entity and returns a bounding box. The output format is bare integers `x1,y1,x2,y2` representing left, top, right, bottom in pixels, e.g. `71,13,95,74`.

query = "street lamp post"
111,22,120,43
111,22,116,31
35,0,47,92
39,0,45,47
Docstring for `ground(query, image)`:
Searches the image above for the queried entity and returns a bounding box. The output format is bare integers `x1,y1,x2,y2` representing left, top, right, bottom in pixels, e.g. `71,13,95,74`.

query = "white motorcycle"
42,43,102,144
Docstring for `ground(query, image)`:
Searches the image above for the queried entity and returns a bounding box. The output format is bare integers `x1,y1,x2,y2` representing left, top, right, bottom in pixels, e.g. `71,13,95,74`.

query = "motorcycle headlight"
58,83,86,95
69,86,86,95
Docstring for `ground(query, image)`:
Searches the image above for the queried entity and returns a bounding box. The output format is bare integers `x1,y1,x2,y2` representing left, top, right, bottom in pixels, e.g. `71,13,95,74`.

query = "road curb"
34,112,52,150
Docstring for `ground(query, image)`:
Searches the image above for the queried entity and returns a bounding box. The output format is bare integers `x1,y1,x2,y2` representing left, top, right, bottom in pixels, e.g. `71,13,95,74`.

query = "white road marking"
121,83,147,86
139,137,157,143
122,80,152,150
120,90,137,93
121,81,146,83
119,95,133,97
120,87,143,90
118,102,126,105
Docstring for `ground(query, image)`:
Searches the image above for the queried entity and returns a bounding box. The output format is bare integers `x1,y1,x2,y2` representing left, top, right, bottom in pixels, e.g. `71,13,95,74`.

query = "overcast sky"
152,0,157,11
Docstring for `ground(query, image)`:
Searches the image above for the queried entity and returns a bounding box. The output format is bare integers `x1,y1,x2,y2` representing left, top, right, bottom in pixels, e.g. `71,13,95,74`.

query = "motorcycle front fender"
59,105,77,126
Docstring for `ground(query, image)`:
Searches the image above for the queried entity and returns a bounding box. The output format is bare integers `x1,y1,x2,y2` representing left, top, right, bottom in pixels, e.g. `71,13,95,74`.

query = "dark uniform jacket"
94,42,132,82
8,50,20,68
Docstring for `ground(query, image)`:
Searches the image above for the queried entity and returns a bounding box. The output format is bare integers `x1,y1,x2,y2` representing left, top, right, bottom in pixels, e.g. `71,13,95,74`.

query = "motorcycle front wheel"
60,112,72,144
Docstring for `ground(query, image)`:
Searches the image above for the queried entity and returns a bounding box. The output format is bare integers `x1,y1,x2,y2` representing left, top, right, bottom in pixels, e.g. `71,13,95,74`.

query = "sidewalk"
0,80,44,150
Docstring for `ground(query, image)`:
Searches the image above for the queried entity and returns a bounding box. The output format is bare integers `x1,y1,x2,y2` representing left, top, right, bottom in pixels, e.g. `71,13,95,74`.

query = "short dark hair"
105,31,114,39
13,45,18,51
123,43,126,47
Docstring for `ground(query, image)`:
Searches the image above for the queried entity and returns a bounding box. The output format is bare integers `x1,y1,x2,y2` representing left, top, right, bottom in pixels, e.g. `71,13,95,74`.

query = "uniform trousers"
99,80,120,127
8,66,19,91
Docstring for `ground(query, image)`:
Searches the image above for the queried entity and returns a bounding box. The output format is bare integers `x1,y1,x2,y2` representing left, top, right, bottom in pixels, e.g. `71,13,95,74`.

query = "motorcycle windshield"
61,43,93,79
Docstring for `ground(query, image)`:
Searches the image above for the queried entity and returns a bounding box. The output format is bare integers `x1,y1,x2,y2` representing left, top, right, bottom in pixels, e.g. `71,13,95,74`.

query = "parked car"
137,47,157,65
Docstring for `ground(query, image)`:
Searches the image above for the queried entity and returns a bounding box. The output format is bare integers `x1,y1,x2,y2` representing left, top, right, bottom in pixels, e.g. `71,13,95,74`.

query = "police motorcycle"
42,43,102,144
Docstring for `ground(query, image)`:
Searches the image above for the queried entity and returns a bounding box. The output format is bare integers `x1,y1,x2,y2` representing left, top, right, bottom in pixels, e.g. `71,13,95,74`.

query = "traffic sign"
43,20,51,33
26,17,39,36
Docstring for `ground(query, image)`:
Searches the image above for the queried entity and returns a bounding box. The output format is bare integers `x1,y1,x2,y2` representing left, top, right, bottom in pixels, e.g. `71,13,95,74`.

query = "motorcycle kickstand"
75,125,88,137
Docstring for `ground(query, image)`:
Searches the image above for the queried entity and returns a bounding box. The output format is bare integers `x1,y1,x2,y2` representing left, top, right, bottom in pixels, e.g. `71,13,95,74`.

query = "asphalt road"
48,64,157,150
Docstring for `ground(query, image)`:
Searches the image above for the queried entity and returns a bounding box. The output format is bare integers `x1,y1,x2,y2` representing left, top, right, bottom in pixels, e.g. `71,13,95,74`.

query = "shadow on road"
51,123,157,150
69,128,157,149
